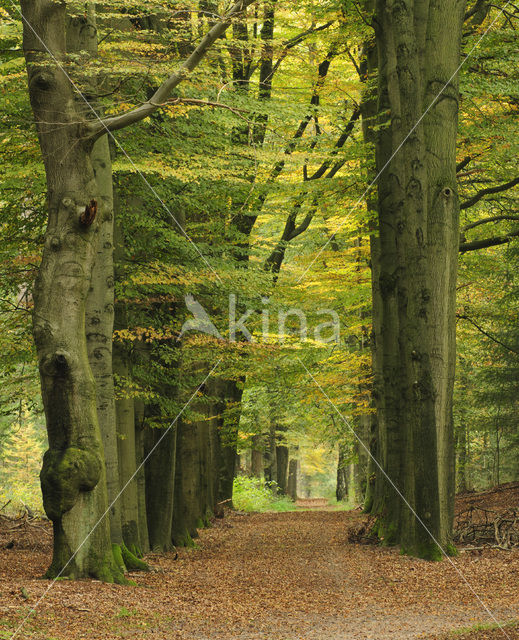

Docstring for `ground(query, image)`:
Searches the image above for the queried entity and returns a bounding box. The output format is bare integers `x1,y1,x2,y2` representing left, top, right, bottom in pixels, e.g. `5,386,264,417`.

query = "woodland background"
0,0,518,532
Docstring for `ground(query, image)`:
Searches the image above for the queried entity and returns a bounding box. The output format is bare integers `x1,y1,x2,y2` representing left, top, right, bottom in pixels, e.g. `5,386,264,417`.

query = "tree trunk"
134,399,150,553
336,443,348,502
144,422,177,552
287,458,299,501
22,0,123,581
276,438,289,495
264,420,277,485
251,436,263,478
456,421,469,492
372,0,465,557
213,380,243,509
172,417,201,546
112,207,142,554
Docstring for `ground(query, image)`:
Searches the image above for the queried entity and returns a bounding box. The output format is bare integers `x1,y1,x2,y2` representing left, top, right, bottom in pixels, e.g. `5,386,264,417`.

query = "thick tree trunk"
144,423,177,551
134,399,150,553
372,0,465,557
22,0,123,581
172,417,201,546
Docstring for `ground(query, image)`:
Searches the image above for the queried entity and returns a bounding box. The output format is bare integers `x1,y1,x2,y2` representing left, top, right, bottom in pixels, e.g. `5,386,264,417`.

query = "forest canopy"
0,0,518,586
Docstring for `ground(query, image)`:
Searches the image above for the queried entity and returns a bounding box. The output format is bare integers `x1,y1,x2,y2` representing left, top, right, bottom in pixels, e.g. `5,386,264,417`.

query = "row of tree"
0,0,517,580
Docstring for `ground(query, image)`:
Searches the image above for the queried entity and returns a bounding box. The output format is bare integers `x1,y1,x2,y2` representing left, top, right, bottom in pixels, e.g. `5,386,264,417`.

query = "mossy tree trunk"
371,0,465,557
22,0,122,581
66,12,124,552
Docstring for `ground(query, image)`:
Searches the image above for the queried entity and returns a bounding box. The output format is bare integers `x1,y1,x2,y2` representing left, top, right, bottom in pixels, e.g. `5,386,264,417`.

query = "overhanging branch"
86,0,256,138
457,314,519,355
459,228,519,252
462,214,519,232
460,176,519,210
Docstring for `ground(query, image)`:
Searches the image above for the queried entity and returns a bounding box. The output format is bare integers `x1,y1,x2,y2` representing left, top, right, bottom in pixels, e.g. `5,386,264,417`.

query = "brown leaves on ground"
0,486,518,640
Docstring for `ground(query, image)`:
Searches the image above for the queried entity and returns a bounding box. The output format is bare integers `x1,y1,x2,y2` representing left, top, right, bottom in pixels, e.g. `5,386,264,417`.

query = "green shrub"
232,476,296,513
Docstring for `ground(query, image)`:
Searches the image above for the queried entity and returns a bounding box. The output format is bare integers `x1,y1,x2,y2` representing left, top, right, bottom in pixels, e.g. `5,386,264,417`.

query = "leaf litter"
0,486,518,640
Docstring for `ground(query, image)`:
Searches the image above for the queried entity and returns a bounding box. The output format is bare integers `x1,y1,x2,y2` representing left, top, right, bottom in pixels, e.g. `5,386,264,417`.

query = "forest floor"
0,485,518,640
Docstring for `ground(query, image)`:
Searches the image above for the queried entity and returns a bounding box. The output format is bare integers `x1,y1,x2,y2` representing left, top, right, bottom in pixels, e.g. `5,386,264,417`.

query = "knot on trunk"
40,446,102,520
41,350,74,376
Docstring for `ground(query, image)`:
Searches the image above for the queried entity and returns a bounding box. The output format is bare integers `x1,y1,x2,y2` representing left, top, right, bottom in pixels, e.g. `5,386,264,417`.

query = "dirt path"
1,509,518,639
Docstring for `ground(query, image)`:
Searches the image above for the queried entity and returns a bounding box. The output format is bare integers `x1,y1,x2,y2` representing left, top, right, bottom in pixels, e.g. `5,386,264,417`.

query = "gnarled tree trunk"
22,0,121,581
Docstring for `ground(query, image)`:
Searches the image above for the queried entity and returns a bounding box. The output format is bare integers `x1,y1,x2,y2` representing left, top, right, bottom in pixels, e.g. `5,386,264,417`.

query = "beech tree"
20,0,255,581
367,0,467,557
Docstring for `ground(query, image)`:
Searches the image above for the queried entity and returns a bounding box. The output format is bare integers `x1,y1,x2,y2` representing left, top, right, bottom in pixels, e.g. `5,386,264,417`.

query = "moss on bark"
40,447,101,521
121,543,149,571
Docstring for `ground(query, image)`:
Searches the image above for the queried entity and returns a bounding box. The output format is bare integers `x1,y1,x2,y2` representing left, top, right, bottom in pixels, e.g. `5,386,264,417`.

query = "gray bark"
287,458,299,501
372,0,465,557
22,0,121,580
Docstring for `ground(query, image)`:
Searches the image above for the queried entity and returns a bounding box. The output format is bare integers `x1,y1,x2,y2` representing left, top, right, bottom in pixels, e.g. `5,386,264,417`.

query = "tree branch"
460,176,519,210
86,0,256,138
462,214,519,232
459,228,519,252
456,156,472,173
305,104,361,182
457,314,519,355
268,21,335,79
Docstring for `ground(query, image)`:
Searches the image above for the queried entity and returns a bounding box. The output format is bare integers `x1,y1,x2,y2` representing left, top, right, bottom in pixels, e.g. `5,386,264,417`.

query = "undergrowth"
232,476,296,512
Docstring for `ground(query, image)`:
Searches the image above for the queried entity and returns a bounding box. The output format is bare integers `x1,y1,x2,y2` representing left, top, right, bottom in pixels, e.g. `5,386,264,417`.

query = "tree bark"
287,458,299,501
134,399,150,553
264,420,277,485
22,0,123,581
336,443,348,502
371,0,465,557
172,416,201,546
144,421,177,552
112,211,142,554
275,427,289,495
251,436,263,478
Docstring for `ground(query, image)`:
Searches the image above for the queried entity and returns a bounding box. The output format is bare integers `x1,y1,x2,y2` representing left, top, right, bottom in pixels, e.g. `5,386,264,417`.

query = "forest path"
1,508,518,639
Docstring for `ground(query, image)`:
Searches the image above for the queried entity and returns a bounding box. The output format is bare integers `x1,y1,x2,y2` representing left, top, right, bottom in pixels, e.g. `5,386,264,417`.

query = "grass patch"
326,497,356,510
233,477,297,513
115,607,138,619
450,619,519,636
